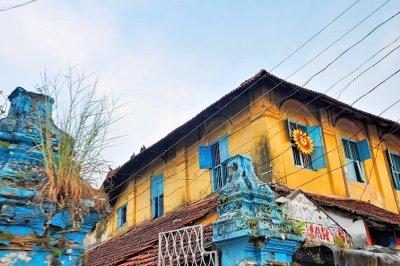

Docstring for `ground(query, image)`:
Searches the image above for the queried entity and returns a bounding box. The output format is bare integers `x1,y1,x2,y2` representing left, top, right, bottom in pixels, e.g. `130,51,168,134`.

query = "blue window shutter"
151,197,156,219
151,176,158,197
387,150,400,189
199,146,212,169
151,174,163,219
219,136,229,162
117,208,122,227
158,195,164,217
307,126,327,170
151,176,157,219
357,139,372,161
158,174,164,196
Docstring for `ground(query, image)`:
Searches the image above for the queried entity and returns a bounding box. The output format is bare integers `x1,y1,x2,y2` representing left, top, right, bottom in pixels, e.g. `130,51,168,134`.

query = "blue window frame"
288,120,327,170
117,203,127,228
341,138,371,182
388,151,400,190
198,135,229,191
151,173,164,219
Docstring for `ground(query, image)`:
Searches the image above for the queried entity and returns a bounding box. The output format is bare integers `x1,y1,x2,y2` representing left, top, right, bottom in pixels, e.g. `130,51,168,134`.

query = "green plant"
53,248,61,258
0,140,10,148
34,67,118,225
219,195,229,204
293,221,306,235
333,235,346,248
247,218,258,229
95,218,109,239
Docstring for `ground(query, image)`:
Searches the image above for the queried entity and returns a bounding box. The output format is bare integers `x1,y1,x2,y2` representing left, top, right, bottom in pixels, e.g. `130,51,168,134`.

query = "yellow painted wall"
106,85,400,238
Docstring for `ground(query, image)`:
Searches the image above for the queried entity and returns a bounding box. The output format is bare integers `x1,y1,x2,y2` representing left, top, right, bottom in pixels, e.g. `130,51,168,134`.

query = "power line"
269,0,361,72
334,41,400,99
351,69,400,106
327,35,400,96
287,0,391,81
302,10,400,86
358,117,400,201
0,0,38,11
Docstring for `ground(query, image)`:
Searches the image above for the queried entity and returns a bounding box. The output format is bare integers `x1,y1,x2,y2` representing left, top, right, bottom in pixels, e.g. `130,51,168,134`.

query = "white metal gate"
158,225,219,266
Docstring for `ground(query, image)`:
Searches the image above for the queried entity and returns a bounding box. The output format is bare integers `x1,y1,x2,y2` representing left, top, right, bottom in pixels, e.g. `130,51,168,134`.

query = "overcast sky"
1,0,399,183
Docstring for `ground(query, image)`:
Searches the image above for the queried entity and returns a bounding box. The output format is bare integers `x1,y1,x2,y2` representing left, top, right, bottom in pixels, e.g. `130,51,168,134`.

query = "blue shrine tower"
0,88,100,265
213,155,304,265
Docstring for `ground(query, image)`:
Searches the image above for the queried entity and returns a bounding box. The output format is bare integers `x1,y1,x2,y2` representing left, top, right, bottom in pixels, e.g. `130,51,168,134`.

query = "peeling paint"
0,88,100,265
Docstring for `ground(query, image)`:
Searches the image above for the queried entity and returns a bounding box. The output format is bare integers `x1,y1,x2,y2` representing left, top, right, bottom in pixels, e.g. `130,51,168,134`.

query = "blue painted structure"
0,88,100,265
212,155,304,266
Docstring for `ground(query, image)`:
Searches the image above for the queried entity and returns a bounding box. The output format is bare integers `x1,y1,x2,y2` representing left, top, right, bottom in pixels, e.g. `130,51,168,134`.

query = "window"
287,120,327,170
198,135,229,191
117,204,127,228
388,151,400,189
368,227,397,248
341,138,371,182
151,173,164,219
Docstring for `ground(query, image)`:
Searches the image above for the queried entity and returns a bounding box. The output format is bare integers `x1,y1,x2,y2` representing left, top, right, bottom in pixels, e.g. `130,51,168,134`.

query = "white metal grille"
158,225,218,266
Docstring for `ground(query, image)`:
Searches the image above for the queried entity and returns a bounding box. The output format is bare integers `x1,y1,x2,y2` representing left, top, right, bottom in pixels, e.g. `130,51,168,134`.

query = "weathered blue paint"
0,240,10,246
0,88,100,265
212,155,304,266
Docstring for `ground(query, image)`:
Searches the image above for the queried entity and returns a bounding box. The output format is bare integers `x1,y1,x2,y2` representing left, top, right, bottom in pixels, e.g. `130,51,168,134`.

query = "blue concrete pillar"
0,88,101,265
212,155,304,265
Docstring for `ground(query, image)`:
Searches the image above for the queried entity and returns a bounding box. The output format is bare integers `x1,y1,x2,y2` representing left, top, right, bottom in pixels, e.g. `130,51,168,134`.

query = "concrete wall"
326,211,369,248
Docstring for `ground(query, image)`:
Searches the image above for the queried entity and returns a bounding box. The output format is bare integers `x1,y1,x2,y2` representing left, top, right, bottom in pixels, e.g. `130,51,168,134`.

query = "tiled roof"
272,184,400,225
87,194,218,266
310,193,400,225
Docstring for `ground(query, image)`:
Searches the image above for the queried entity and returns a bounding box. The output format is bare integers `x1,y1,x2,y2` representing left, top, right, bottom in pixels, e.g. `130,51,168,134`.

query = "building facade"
87,70,400,265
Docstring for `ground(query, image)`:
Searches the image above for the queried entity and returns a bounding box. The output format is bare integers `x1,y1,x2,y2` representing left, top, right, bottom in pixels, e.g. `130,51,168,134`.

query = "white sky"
0,0,399,184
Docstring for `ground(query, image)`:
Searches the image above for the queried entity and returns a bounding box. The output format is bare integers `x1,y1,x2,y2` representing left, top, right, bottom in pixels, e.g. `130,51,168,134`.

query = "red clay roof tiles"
87,194,218,266
272,184,400,225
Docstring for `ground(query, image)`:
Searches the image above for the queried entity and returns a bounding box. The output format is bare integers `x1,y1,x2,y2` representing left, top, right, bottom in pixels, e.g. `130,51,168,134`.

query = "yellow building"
87,70,400,265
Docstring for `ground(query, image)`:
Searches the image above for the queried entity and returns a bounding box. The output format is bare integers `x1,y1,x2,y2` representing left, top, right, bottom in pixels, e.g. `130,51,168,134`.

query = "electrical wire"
302,10,400,86
269,0,361,72
327,35,400,97
0,0,37,11
358,117,400,200
334,42,400,99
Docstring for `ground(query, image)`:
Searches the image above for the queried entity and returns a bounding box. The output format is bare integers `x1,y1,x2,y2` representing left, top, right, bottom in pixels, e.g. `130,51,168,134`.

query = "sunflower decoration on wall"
292,128,315,155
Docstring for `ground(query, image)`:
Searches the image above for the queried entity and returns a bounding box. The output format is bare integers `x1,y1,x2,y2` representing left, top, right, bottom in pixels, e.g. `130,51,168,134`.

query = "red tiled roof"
310,193,400,225
87,194,218,266
272,184,400,225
